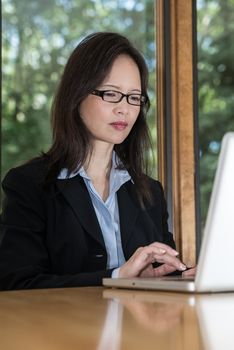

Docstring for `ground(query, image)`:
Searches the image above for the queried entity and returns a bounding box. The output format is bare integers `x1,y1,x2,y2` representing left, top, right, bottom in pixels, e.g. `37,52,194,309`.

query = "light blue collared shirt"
58,152,130,277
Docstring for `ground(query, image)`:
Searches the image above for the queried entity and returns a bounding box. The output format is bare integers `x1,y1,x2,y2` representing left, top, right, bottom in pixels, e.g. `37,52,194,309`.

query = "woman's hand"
118,242,187,278
182,267,196,277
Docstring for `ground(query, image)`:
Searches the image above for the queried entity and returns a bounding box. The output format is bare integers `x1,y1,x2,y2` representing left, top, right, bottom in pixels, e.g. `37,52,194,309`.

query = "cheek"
79,100,95,127
79,100,91,118
79,98,106,123
130,109,140,125
128,111,141,134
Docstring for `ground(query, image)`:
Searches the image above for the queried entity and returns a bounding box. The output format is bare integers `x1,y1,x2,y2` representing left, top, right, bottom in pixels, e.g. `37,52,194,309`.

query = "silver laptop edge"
103,277,197,292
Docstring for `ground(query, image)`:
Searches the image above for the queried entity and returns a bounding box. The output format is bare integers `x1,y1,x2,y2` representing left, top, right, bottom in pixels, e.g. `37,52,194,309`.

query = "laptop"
103,132,234,292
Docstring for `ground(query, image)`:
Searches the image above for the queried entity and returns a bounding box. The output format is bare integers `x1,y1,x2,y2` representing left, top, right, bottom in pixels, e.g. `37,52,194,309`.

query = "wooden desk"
0,287,233,350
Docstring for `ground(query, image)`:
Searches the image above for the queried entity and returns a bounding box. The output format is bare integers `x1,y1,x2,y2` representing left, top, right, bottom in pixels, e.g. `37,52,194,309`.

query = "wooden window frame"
156,0,199,266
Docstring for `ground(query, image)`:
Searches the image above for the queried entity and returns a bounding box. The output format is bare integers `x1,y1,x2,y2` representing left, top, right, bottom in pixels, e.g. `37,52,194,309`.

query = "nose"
113,96,130,115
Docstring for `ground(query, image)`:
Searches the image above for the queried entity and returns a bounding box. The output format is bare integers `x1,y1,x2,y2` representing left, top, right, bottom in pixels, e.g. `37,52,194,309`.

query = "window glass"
197,0,234,228
2,0,156,178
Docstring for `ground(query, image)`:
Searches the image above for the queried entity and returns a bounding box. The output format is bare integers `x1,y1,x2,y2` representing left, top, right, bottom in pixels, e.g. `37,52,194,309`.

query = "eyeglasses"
91,89,148,106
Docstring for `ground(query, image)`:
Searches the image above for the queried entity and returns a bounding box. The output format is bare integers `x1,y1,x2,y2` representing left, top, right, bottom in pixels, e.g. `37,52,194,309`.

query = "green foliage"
197,0,234,225
2,0,156,178
2,0,234,225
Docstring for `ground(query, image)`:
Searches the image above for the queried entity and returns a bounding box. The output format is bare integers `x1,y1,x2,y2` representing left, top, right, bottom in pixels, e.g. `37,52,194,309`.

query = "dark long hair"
45,32,153,204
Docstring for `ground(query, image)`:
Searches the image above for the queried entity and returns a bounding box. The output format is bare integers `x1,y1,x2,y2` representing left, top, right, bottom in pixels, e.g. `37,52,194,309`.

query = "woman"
0,32,190,290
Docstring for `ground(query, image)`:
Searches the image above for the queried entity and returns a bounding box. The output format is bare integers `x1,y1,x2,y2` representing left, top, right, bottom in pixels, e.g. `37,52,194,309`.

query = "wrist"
118,266,124,278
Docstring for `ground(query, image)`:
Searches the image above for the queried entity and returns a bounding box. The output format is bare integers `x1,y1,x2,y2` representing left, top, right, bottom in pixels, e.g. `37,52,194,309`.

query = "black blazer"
0,158,175,290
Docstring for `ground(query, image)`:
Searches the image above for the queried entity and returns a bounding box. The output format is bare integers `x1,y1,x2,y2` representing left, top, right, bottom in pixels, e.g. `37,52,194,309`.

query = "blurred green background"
2,0,234,226
2,0,156,177
197,0,234,227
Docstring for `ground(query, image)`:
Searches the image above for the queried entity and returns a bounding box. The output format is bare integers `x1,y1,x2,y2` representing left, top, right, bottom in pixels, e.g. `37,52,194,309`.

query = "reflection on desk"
0,287,233,350
103,289,234,350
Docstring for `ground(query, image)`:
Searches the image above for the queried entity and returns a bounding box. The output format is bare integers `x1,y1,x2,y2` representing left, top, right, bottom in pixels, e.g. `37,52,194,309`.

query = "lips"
110,121,128,130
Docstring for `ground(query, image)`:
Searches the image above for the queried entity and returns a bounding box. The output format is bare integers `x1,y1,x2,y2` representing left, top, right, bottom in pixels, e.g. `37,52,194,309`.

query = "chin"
96,131,130,145
111,132,131,145
111,137,128,145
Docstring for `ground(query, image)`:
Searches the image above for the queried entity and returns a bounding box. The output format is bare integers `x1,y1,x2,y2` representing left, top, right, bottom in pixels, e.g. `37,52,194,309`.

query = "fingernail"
180,264,187,271
159,249,166,254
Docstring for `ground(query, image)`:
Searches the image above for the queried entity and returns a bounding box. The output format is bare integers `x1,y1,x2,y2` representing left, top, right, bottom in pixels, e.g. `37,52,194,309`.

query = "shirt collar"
57,151,131,183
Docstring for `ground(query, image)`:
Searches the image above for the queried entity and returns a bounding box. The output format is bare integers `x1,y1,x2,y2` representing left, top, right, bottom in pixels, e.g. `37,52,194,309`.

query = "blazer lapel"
117,181,140,247
56,175,105,248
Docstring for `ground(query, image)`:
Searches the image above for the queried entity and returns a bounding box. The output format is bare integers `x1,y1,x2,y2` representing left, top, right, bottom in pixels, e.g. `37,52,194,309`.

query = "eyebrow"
100,84,141,93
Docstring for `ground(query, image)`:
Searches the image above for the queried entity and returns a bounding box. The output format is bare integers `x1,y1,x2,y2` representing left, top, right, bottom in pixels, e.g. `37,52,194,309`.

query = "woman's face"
79,54,141,147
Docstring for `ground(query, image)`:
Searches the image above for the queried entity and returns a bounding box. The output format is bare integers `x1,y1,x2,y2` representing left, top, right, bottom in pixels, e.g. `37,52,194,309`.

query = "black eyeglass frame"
91,89,148,106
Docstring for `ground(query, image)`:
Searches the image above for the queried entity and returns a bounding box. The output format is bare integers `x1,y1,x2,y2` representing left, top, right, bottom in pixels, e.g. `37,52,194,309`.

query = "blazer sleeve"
0,167,112,291
158,181,176,249
147,179,176,249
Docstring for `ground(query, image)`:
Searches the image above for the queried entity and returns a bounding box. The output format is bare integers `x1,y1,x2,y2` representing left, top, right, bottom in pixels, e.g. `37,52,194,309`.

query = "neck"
84,142,114,180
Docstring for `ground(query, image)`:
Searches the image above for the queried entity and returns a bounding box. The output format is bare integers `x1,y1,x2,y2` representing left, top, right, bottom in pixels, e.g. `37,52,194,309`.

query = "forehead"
101,54,141,89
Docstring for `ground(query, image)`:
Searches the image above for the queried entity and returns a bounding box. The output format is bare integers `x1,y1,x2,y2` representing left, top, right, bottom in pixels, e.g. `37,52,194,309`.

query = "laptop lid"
195,132,234,291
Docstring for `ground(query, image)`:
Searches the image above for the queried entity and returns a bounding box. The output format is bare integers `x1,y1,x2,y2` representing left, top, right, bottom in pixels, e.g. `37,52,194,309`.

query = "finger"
182,267,196,277
119,245,180,278
153,264,178,277
149,242,179,257
129,249,155,271
152,254,187,271
139,245,168,258
137,246,185,271
132,246,163,261
130,247,165,267
140,265,155,278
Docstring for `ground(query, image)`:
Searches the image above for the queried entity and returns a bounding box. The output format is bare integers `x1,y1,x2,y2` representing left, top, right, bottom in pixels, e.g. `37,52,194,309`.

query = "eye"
129,94,141,102
103,91,119,98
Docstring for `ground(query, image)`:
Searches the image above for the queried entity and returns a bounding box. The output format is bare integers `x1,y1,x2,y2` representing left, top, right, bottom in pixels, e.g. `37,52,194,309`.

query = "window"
2,0,157,178
197,0,234,229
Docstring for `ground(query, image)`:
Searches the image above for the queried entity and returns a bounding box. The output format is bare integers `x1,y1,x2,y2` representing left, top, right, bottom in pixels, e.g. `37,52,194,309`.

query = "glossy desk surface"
0,287,234,350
